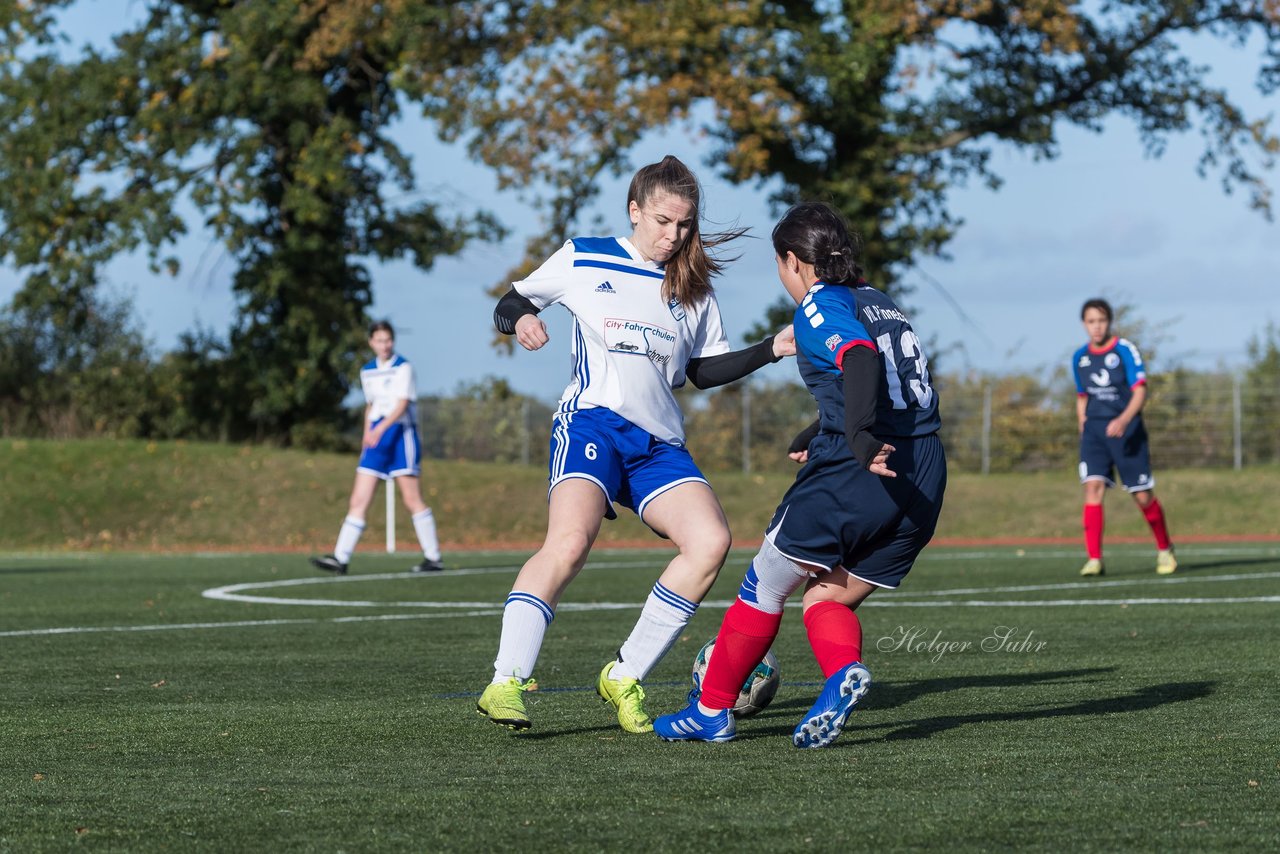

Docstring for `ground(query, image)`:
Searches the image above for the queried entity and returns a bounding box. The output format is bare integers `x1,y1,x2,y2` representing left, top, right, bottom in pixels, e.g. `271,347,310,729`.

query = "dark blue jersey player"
1072,299,1176,577
655,202,947,748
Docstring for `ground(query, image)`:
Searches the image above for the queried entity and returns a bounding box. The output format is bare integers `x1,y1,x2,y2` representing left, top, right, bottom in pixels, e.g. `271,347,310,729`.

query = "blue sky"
3,4,1276,403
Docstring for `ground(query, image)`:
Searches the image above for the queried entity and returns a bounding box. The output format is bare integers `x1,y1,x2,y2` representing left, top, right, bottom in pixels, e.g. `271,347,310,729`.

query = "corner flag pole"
385,478,396,553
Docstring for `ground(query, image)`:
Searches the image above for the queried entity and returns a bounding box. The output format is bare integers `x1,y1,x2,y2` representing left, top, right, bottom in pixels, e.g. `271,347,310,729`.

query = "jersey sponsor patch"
604,317,676,367
825,333,843,352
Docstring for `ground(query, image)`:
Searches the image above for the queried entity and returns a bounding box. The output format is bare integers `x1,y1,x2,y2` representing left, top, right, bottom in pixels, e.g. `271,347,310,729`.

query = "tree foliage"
0,289,160,438
0,1,495,444
403,0,1280,333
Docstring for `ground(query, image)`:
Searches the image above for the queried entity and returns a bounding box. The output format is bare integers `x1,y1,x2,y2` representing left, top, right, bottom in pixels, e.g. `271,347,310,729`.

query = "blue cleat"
792,662,872,749
654,701,736,743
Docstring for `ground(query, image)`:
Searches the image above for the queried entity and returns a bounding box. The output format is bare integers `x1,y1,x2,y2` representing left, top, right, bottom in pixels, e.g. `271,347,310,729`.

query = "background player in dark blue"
655,202,946,747
1073,298,1176,576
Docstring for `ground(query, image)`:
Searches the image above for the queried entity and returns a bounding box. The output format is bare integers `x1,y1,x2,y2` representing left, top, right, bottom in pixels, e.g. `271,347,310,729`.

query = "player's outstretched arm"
685,327,792,389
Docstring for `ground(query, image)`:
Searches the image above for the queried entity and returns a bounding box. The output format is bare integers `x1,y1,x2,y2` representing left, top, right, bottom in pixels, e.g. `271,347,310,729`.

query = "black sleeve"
788,419,820,455
842,345,885,468
685,336,782,390
493,288,540,335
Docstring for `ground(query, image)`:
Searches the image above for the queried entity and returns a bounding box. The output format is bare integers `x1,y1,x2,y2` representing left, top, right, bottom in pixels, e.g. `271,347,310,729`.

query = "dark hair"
368,320,395,338
627,155,746,307
1080,299,1113,322
770,202,864,286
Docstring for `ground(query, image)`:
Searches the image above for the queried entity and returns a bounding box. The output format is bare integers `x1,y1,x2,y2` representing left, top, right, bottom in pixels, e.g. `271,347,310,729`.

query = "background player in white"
311,321,444,575
478,155,796,733
1073,299,1176,576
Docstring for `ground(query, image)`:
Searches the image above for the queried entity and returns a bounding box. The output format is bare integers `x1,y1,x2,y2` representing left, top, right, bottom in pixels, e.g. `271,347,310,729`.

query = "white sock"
611,582,698,681
333,516,365,564
492,592,554,682
412,508,440,561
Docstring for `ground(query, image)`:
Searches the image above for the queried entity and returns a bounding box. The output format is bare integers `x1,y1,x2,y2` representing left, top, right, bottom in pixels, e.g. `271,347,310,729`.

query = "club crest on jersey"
1104,353,1120,369
825,333,843,352
667,298,686,322
595,281,616,294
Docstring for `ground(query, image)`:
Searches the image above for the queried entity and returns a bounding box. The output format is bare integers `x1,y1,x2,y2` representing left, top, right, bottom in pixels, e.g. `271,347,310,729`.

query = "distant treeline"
4,291,1279,473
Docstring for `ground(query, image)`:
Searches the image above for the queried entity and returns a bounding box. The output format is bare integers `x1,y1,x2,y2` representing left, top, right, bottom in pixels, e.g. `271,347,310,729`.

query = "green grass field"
3,546,1278,851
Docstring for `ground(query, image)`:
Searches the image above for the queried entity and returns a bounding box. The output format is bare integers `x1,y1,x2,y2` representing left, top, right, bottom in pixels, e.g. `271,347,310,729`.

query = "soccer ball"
691,638,780,718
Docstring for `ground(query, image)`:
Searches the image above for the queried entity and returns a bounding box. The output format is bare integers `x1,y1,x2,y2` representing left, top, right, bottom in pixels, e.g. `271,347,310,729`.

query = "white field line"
0,610,503,638
5,555,1278,640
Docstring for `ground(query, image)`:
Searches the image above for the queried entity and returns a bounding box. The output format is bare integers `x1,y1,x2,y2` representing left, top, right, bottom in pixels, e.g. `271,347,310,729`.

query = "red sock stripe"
700,599,783,710
803,601,863,678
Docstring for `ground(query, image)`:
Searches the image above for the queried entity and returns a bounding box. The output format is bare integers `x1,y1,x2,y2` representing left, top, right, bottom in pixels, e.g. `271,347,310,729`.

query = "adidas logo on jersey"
595,281,616,293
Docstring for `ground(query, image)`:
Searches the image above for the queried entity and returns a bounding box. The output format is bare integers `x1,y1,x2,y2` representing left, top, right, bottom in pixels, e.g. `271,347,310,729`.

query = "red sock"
803,601,862,678
1142,498,1172,550
701,599,783,710
1083,503,1104,559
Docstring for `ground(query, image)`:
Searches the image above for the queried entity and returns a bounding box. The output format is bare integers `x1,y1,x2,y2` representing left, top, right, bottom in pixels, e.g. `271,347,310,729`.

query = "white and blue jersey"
513,236,731,446
1072,337,1146,421
357,354,421,479
794,283,941,439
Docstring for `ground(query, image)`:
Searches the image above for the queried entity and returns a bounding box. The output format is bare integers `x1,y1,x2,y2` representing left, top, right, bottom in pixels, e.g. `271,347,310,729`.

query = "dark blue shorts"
1079,418,1154,492
548,408,708,522
357,419,420,479
765,432,947,589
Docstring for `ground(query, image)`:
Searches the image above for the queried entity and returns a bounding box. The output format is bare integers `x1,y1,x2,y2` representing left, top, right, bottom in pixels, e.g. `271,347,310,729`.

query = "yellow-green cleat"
477,677,537,731
1080,558,1105,577
1156,548,1178,575
596,661,654,733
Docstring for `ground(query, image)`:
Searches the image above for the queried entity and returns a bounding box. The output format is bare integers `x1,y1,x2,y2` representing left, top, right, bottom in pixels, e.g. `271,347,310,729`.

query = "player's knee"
540,531,593,572
747,540,811,612
679,525,731,572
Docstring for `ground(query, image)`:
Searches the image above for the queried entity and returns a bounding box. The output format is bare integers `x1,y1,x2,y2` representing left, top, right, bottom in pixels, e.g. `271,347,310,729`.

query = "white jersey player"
476,155,796,734
310,321,444,575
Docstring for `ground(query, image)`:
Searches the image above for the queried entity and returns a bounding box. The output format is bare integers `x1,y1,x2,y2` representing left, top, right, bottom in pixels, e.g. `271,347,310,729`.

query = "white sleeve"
690,293,732,359
512,241,575,309
391,362,416,401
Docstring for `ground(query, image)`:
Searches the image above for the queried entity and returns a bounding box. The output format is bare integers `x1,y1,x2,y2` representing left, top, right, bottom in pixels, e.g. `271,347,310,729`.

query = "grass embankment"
2,438,1277,551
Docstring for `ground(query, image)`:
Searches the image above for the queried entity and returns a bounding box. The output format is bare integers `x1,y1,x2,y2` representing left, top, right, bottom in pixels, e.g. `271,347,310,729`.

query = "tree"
1242,323,1280,463
0,2,495,444
0,289,160,438
405,1,1280,334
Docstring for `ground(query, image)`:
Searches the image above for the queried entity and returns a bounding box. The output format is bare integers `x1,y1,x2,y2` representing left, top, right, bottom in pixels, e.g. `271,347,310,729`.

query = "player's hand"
772,325,796,358
867,443,897,478
515,314,550,351
1105,417,1128,438
362,428,381,449
788,449,808,464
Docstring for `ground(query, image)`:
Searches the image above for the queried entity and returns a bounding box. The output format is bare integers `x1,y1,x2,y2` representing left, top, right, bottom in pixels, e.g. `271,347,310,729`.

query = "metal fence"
416,371,1280,475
